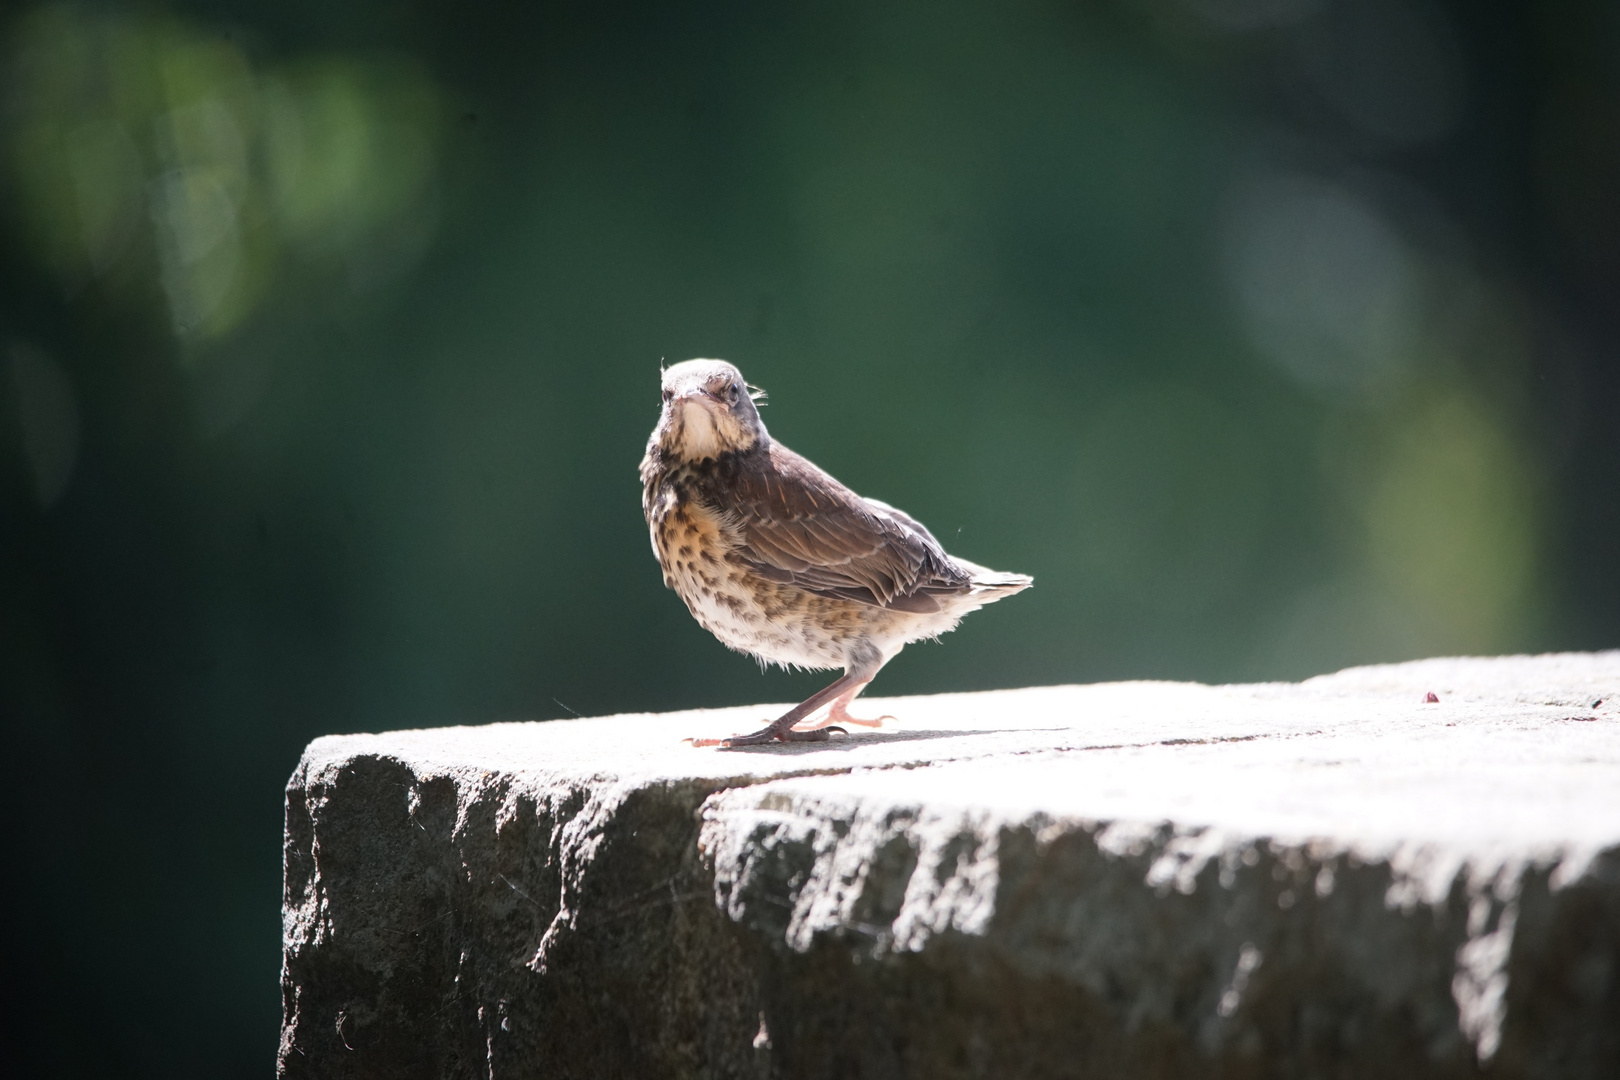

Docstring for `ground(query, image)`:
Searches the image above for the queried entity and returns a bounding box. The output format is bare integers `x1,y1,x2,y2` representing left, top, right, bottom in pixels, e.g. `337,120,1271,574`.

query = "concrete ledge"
279,653,1620,1078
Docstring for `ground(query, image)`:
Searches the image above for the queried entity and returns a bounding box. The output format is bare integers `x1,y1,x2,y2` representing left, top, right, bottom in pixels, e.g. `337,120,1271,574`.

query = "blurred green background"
2,0,1616,1074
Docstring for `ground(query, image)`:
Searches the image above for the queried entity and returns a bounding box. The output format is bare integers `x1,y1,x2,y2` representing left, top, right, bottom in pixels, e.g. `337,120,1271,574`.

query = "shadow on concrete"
714,728,1064,753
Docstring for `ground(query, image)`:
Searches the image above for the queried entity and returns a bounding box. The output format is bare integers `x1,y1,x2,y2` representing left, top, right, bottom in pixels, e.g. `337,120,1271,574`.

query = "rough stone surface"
280,653,1620,1079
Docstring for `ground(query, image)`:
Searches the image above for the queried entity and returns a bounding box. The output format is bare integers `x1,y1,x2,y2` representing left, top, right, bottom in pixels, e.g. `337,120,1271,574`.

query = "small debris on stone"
1424,692,1439,703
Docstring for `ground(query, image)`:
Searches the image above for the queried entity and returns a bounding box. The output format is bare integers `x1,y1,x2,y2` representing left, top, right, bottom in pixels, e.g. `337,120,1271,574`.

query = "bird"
639,358,1032,747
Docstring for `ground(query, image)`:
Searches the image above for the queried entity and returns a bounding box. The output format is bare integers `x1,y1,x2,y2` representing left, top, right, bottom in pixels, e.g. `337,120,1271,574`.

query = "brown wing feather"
699,443,972,611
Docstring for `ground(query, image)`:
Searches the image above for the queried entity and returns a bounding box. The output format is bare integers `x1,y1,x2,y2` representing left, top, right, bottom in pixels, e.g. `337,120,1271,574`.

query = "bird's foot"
793,702,892,732
683,670,875,748
728,725,830,746
684,723,850,748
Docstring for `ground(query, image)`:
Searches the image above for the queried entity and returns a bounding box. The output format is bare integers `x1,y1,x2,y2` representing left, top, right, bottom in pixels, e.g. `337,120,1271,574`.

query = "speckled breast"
644,468,870,670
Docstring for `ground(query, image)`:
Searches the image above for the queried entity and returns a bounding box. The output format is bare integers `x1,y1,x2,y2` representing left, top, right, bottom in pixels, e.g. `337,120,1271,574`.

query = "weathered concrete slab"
280,653,1620,1078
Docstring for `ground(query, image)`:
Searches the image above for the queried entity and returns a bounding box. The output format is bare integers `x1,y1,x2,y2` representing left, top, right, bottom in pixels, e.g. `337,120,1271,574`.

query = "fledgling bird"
640,358,1032,747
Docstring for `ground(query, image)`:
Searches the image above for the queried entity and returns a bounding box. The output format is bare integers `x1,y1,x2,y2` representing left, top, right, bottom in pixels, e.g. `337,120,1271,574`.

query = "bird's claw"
685,724,854,748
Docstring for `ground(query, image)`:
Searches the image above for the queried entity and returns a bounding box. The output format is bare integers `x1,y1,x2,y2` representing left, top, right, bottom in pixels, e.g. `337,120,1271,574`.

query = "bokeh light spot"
1226,173,1419,398
1361,395,1539,650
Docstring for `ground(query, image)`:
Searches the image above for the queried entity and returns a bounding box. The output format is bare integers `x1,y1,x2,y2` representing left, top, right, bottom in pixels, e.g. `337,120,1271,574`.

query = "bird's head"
652,358,769,462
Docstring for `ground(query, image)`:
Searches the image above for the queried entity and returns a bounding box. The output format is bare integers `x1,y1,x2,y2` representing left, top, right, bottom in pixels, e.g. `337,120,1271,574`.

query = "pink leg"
792,679,893,731
685,670,867,747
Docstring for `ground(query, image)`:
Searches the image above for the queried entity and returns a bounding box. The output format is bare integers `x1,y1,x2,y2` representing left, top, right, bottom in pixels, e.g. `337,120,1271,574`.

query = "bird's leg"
687,671,869,748
791,679,893,731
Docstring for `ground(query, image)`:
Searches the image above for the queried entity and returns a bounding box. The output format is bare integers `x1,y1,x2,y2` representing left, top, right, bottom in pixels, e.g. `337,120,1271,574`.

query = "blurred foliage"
6,3,442,342
1,0,1617,1075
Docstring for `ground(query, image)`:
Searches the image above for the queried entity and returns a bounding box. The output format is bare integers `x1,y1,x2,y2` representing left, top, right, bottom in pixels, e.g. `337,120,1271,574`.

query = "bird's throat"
675,402,724,461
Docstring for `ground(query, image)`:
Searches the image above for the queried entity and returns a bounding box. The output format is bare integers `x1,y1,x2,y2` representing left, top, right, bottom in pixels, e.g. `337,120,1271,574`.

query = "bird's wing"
715,444,971,612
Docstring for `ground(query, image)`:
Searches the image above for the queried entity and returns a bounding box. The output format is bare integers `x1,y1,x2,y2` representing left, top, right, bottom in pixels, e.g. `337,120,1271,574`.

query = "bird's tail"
956,559,1033,603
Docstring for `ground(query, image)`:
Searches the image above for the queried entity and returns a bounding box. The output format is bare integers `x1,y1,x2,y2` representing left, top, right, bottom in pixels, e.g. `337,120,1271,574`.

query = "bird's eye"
728,383,740,399
661,389,673,404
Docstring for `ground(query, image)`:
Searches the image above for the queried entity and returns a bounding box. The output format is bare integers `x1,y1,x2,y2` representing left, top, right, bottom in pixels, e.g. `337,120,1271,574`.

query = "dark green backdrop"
2,0,1616,1075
